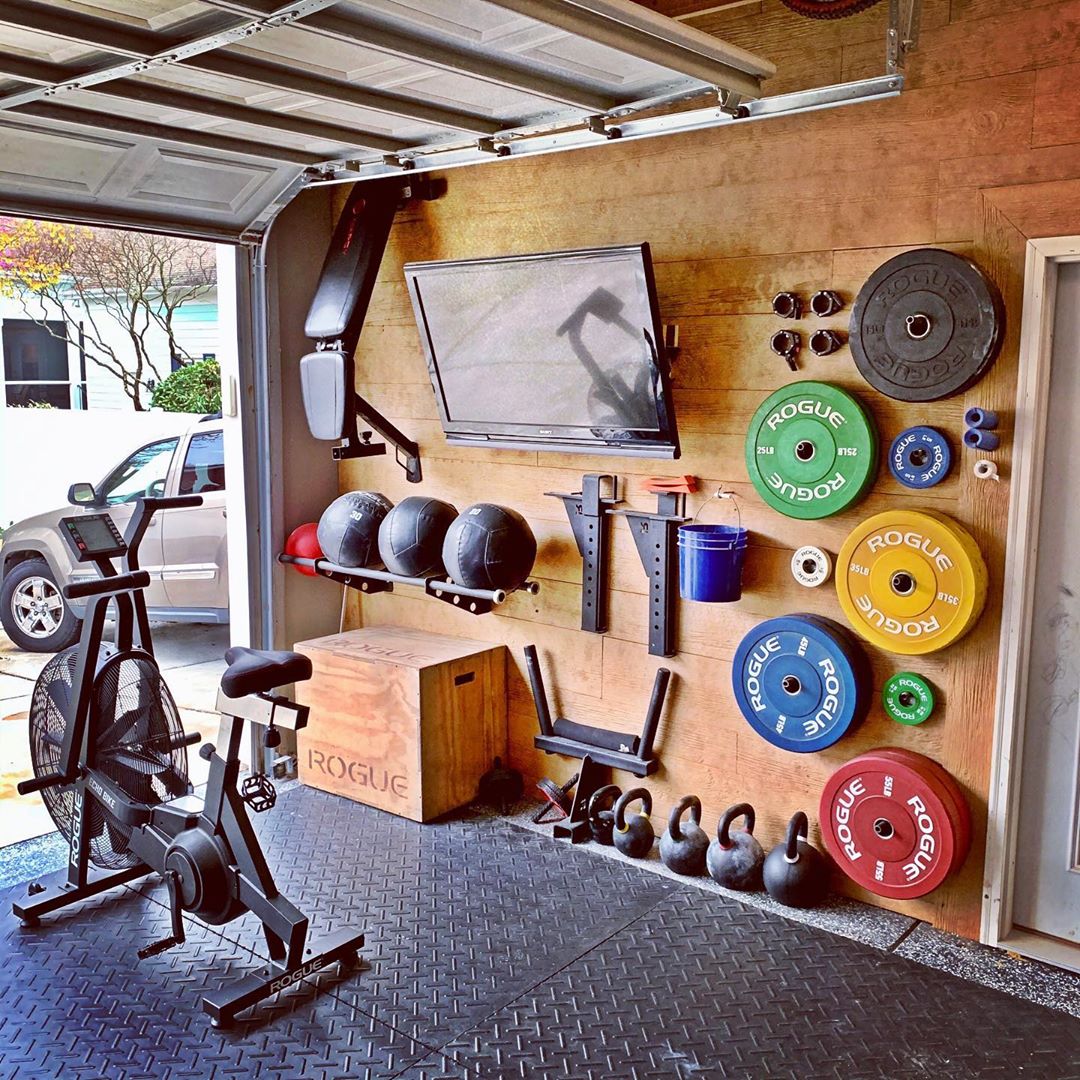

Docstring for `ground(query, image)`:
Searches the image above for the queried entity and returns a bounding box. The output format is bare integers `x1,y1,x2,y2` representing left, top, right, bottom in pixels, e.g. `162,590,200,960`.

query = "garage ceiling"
0,1,898,240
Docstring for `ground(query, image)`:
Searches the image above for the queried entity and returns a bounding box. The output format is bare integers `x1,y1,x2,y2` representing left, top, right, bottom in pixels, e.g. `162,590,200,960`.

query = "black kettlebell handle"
667,795,701,841
614,787,652,831
717,803,756,849
588,784,622,824
784,811,809,863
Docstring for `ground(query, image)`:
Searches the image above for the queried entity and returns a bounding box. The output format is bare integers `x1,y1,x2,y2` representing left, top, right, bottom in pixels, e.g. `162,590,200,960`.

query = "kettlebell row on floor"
589,787,828,909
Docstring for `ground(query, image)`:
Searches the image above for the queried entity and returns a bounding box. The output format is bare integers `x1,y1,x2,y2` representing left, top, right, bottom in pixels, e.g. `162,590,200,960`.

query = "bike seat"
221,647,312,698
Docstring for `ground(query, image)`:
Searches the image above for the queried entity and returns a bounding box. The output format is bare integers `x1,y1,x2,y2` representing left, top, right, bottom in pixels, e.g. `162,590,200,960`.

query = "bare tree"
0,217,216,410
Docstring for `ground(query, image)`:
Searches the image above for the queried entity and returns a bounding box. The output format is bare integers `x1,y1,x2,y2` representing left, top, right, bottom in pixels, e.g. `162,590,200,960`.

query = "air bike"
12,494,364,1027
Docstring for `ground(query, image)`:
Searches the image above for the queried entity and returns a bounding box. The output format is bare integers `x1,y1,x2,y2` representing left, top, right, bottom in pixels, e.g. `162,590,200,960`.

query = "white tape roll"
973,459,999,481
791,545,833,587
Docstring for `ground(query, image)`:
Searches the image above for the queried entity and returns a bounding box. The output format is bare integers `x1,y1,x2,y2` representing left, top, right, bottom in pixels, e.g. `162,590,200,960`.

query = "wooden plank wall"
328,0,1080,938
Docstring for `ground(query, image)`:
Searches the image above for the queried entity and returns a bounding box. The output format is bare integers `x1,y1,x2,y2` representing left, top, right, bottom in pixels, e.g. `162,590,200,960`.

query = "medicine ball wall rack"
277,552,539,615
525,644,671,776
546,473,622,634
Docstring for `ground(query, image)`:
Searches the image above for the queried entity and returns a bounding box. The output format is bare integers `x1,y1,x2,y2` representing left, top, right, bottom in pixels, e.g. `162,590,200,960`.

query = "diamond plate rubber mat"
3,784,1079,1080
438,887,1080,1080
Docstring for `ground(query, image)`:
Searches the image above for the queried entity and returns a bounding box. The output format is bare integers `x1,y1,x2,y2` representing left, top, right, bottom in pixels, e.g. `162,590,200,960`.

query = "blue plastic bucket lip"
678,524,748,548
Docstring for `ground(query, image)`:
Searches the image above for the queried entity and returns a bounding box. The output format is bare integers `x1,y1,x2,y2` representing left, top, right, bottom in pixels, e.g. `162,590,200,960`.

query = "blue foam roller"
964,407,998,430
963,427,1000,451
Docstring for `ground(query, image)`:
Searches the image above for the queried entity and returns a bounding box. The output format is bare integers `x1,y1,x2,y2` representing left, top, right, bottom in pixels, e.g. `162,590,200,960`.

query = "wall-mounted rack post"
545,474,621,633
610,491,688,658
525,644,670,777
278,553,539,615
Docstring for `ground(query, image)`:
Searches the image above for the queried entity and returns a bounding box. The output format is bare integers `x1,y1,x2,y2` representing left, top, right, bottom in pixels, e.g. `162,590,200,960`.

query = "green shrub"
151,358,221,413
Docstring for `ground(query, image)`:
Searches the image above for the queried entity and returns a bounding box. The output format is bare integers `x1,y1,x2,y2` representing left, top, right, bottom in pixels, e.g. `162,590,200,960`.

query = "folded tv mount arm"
300,176,440,483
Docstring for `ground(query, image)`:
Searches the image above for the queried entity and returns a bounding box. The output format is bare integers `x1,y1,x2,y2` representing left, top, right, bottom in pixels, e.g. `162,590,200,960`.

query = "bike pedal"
137,935,184,960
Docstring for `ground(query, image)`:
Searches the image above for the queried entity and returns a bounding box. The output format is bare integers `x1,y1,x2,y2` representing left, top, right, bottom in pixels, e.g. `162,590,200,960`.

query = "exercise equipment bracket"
278,553,540,615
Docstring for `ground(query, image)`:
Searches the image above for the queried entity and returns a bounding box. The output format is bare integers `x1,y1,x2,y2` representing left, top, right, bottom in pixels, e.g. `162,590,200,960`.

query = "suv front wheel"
0,559,82,653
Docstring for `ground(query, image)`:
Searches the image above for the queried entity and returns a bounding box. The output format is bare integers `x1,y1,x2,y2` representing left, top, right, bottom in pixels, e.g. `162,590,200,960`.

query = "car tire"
0,559,82,653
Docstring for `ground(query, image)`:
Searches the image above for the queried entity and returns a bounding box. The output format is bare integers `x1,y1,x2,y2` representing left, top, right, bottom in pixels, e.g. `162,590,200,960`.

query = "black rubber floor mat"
435,887,1080,1080
0,880,427,1080
134,787,674,1046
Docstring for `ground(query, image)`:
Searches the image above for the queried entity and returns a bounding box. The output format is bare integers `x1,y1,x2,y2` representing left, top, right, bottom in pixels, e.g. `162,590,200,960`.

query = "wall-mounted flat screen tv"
404,243,679,458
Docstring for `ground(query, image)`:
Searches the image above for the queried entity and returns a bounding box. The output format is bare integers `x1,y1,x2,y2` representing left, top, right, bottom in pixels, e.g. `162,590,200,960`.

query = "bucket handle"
691,486,742,531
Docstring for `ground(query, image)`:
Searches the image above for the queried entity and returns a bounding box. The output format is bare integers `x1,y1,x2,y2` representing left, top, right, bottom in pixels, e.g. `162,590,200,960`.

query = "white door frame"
982,234,1080,971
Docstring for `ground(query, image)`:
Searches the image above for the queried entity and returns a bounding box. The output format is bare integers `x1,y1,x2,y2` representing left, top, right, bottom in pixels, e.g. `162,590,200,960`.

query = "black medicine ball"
442,503,537,592
317,491,393,568
378,496,458,577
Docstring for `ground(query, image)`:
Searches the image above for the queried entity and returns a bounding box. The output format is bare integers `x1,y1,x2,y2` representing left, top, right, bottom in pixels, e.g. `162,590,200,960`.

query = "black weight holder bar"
301,176,440,481
525,644,670,777
609,492,688,658
278,553,540,615
545,474,621,634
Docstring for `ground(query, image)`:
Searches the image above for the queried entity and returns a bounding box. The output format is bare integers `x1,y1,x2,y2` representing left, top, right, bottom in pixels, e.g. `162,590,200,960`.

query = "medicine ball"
284,522,322,576
317,491,393,568
378,496,458,577
441,503,537,592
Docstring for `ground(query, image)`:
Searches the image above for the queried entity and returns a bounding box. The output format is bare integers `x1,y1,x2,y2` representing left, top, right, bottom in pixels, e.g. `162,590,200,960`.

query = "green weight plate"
883,671,935,725
745,381,879,520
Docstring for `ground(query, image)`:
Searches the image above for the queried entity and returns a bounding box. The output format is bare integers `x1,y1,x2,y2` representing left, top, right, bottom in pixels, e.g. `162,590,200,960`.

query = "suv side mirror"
67,482,99,506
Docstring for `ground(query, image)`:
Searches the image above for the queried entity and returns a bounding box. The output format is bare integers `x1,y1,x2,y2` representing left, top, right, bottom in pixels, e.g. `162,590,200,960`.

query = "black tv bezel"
404,242,680,459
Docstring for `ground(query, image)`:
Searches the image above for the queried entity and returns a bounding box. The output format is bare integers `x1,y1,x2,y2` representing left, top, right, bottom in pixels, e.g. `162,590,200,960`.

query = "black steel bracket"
525,644,670,778
553,754,609,843
545,474,621,634
610,491,688,658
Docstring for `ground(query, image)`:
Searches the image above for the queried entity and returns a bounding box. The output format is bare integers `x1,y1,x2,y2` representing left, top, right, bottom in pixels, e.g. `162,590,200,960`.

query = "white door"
1012,261,1080,948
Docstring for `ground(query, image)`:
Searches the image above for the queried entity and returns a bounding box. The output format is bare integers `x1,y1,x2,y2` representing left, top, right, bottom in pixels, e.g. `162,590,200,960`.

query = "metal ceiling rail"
0,0,501,134
480,0,774,102
314,76,902,184
203,0,624,113
0,52,405,156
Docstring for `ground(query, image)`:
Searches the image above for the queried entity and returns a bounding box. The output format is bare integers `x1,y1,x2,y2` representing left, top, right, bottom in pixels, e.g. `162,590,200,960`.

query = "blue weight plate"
732,614,868,753
888,426,952,489
795,612,875,713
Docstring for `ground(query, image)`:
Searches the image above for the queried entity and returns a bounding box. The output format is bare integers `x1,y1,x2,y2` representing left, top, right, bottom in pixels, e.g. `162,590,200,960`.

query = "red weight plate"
819,749,962,899
869,748,971,876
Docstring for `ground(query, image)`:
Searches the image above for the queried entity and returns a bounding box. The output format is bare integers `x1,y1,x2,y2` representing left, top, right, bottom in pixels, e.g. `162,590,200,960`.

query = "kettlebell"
613,787,654,859
706,802,764,891
476,757,524,811
659,795,709,876
587,784,622,846
763,811,829,908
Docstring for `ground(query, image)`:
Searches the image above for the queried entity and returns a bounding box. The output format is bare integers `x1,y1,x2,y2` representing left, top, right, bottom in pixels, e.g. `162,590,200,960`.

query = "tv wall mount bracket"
299,174,442,482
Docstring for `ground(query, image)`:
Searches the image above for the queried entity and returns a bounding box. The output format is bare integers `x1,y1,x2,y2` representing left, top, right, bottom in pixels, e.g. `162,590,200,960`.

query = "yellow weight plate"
836,509,988,654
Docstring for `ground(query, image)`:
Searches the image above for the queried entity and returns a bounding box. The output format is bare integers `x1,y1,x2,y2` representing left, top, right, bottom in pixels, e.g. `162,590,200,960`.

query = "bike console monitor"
60,514,127,562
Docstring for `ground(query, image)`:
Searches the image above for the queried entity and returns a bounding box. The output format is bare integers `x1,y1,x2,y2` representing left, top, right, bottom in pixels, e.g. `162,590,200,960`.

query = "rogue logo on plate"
745,381,879,520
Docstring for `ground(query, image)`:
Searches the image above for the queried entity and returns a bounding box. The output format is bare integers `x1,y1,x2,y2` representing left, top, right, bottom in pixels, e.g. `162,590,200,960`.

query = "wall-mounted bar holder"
545,474,621,633
278,554,540,615
525,644,670,777
552,754,610,843
609,491,688,658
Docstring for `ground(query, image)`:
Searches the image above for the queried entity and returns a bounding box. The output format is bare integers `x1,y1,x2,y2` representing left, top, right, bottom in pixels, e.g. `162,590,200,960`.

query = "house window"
1,319,80,408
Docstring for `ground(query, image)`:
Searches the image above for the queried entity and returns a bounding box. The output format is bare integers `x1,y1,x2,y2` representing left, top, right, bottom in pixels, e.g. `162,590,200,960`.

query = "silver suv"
1,416,229,652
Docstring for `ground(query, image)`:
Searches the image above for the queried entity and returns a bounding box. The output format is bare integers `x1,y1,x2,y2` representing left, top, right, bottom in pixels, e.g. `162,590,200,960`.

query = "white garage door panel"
0,118,131,196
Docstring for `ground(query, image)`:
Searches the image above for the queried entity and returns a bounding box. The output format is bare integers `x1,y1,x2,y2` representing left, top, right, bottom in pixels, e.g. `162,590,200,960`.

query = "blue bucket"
678,523,748,602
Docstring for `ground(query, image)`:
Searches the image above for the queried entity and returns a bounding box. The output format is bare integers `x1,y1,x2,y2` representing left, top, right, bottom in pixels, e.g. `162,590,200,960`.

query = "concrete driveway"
0,623,229,847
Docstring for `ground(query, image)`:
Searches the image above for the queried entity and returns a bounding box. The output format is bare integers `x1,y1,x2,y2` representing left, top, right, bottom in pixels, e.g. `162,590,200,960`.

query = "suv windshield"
98,438,178,505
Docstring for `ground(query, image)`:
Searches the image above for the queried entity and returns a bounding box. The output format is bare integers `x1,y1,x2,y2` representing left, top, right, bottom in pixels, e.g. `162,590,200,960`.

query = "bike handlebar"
18,772,71,795
63,570,151,600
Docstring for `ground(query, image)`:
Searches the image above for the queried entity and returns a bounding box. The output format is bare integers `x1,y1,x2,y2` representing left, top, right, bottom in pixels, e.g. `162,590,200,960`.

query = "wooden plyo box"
293,627,507,822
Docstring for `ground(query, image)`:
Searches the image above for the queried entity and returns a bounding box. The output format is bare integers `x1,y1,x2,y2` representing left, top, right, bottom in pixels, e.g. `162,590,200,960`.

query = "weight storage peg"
849,248,1004,402
963,427,1000,451
888,427,952,489
613,788,654,859
587,784,622,846
810,290,843,317
791,545,832,588
745,380,879,520
835,509,989,655
819,748,971,899
707,803,765,891
763,812,829,908
964,407,998,430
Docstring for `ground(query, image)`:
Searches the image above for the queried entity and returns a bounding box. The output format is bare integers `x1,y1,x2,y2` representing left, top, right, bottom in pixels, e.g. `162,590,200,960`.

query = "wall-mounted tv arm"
300,175,440,483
